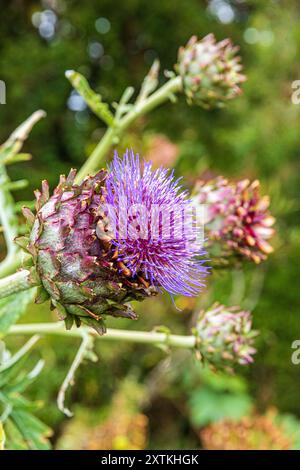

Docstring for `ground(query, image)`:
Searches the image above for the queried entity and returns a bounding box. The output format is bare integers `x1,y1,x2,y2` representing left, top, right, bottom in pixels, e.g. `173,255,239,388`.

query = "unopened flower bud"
194,303,257,371
175,34,246,109
194,177,275,263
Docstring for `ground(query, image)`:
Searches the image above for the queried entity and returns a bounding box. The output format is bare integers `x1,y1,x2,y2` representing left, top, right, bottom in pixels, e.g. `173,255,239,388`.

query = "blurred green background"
1,0,300,449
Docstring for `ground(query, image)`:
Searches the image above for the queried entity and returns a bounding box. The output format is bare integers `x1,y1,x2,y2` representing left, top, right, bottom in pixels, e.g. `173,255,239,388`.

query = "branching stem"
75,76,182,182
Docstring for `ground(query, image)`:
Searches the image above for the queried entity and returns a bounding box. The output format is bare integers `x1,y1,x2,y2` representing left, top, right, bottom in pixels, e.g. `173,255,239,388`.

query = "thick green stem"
0,269,37,298
8,322,196,349
75,127,115,182
75,76,182,182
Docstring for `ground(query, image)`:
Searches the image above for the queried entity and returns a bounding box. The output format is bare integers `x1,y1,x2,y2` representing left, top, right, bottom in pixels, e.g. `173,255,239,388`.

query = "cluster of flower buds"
175,34,245,109
194,177,275,264
194,303,257,371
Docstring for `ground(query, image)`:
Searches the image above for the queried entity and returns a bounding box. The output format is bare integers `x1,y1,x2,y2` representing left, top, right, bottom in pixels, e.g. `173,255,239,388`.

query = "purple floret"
104,150,207,296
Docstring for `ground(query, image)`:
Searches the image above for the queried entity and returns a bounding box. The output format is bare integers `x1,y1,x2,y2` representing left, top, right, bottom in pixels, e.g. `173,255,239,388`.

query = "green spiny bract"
176,34,245,109
19,169,157,334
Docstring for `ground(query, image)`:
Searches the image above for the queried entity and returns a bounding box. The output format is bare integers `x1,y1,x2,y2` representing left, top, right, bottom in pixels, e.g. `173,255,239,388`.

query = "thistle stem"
8,322,196,349
0,269,37,298
75,76,182,182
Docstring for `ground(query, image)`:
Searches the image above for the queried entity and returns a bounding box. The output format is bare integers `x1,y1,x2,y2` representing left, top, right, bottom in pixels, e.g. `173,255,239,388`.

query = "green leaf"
0,288,36,338
188,387,252,426
199,366,249,394
2,418,28,450
0,336,40,388
0,339,52,450
5,360,45,394
11,410,52,450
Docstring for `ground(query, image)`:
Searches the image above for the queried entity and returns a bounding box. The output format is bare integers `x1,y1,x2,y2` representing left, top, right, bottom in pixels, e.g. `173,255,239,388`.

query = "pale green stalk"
0,269,37,298
8,322,196,349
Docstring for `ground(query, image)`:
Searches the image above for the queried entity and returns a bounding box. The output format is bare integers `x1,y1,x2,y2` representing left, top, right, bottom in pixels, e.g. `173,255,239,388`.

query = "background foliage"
1,0,300,449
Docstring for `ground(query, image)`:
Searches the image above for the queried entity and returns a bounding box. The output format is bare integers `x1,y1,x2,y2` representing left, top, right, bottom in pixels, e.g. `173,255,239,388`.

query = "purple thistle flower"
104,150,207,296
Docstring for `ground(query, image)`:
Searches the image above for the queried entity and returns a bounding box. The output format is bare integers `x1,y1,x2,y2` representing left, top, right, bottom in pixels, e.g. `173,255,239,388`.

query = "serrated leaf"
0,288,36,338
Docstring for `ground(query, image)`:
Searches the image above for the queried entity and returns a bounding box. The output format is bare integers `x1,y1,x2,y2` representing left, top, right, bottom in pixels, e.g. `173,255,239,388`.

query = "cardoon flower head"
176,34,246,109
194,303,257,371
20,151,207,334
195,177,275,263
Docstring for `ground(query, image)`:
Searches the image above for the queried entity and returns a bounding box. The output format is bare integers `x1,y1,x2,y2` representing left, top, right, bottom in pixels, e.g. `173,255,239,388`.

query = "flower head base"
105,150,207,296
195,177,275,264
176,34,245,109
20,151,207,333
194,303,257,371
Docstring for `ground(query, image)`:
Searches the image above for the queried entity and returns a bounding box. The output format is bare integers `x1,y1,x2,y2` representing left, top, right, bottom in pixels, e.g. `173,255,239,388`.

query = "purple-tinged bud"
194,303,257,371
194,177,275,264
175,34,246,109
